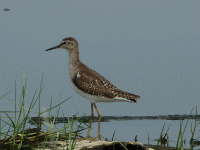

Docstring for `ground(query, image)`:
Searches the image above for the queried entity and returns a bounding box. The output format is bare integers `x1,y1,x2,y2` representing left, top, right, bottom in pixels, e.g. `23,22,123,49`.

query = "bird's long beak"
46,45,61,51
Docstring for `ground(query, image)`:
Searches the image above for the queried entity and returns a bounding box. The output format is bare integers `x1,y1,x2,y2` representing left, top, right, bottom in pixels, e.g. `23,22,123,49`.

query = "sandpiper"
46,37,140,139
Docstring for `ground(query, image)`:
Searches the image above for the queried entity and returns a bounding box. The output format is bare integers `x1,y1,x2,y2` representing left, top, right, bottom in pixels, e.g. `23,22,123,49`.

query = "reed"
0,74,84,150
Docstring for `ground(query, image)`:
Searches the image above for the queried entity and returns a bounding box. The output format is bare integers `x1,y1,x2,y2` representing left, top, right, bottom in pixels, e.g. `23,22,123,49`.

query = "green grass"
0,74,85,150
152,106,200,150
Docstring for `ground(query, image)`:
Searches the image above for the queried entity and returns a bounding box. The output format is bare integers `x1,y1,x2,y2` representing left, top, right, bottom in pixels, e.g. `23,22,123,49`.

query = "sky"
0,1,200,118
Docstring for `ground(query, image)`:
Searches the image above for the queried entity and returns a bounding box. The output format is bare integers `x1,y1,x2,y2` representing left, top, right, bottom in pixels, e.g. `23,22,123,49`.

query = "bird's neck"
68,48,81,77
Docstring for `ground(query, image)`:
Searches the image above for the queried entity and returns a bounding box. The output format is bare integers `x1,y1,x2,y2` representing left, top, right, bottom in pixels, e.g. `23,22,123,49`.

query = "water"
38,117,200,149
0,0,199,117
1,112,200,149
1,1,200,149
88,120,199,149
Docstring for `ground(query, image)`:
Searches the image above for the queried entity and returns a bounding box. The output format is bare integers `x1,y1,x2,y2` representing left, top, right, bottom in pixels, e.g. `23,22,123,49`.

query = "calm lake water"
41,118,199,149
81,119,200,149
1,1,200,149
0,113,199,149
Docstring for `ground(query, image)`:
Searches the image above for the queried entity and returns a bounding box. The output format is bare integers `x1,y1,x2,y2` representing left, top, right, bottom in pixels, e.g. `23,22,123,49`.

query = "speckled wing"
72,65,140,102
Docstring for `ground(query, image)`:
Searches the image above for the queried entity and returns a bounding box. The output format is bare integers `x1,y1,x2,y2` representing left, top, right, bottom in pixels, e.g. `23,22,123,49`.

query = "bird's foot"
84,134,103,141
96,134,103,140
93,134,104,140
84,136,97,142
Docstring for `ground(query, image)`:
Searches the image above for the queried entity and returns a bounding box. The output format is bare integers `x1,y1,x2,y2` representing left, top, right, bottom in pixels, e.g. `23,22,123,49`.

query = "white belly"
71,82,131,103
